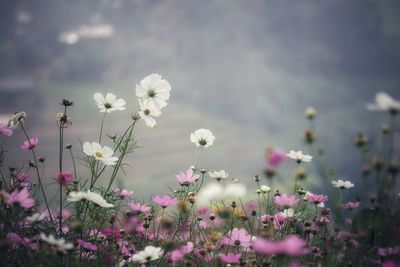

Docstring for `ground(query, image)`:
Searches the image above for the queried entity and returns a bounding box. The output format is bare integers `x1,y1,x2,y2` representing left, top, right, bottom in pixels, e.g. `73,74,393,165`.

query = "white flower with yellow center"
190,129,215,148
93,92,126,113
132,246,164,263
138,100,162,128
83,142,118,165
135,74,171,110
332,179,354,189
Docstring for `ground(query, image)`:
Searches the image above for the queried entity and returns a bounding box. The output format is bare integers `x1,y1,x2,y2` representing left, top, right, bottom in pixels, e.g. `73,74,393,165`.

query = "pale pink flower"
274,194,300,208
129,201,151,214
113,188,134,198
225,228,252,248
56,171,73,185
5,188,34,209
77,239,97,252
342,202,360,210
176,169,200,186
0,122,13,137
219,252,241,264
21,137,38,150
16,172,31,183
253,235,308,256
152,195,178,208
306,193,328,205
170,242,193,264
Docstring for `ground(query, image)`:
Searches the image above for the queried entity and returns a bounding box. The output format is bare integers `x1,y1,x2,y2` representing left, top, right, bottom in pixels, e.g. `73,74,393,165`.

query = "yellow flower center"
95,151,103,158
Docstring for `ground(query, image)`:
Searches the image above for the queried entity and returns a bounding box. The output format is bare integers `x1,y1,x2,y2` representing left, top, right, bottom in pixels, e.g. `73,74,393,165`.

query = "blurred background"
1,0,400,201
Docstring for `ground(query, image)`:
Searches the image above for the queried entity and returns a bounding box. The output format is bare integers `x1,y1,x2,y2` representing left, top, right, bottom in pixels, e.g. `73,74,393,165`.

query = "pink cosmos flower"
219,252,241,264
100,227,122,240
56,171,74,185
176,169,200,186
342,202,360,210
152,195,178,208
381,261,400,267
8,232,31,249
21,137,38,150
16,172,31,183
170,241,194,264
77,239,97,252
253,235,308,256
266,148,287,167
244,200,258,212
306,193,328,204
0,122,13,137
274,194,300,208
128,201,151,214
225,228,252,248
260,214,274,224
378,247,400,257
273,213,287,230
113,188,134,198
5,188,34,209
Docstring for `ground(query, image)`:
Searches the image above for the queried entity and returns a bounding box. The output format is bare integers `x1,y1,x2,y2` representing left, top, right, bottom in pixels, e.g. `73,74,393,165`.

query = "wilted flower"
286,150,312,163
93,92,126,113
56,171,74,185
82,142,118,165
0,122,13,137
332,179,354,189
132,245,164,263
176,168,200,186
138,99,162,128
67,190,114,208
190,129,215,148
366,92,400,113
21,137,38,150
152,195,178,208
135,73,171,110
40,233,73,252
209,170,228,181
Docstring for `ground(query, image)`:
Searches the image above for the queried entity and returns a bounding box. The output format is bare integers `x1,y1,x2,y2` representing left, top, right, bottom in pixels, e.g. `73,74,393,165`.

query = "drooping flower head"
0,122,13,137
136,73,171,110
332,179,354,189
56,171,74,185
152,195,178,209
83,142,118,166
176,168,200,186
93,92,126,113
274,194,300,208
286,150,312,164
21,137,38,150
190,129,215,148
132,245,164,264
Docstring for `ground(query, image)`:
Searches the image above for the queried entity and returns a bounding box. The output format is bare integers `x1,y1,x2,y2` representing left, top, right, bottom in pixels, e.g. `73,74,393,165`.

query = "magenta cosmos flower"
266,148,287,167
253,235,308,256
152,195,178,208
342,201,360,210
306,193,328,204
274,194,300,208
170,241,193,264
219,252,241,264
56,171,74,185
21,137,38,150
5,188,35,209
77,239,97,252
0,122,13,137
113,188,134,198
176,169,200,186
225,228,252,248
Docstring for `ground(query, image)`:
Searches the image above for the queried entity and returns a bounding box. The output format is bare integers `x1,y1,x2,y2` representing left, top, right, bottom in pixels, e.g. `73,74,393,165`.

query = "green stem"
193,146,204,169
99,111,108,143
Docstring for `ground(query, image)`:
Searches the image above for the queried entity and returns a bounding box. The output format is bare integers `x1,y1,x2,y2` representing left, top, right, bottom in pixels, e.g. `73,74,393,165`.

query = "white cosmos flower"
260,185,271,193
27,212,45,223
366,92,400,112
136,74,171,110
196,182,247,206
67,190,114,208
93,92,126,113
40,233,73,252
208,170,228,181
138,100,162,128
304,106,316,119
287,150,312,163
281,208,295,218
190,129,215,148
332,179,354,189
83,142,118,165
132,246,164,263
